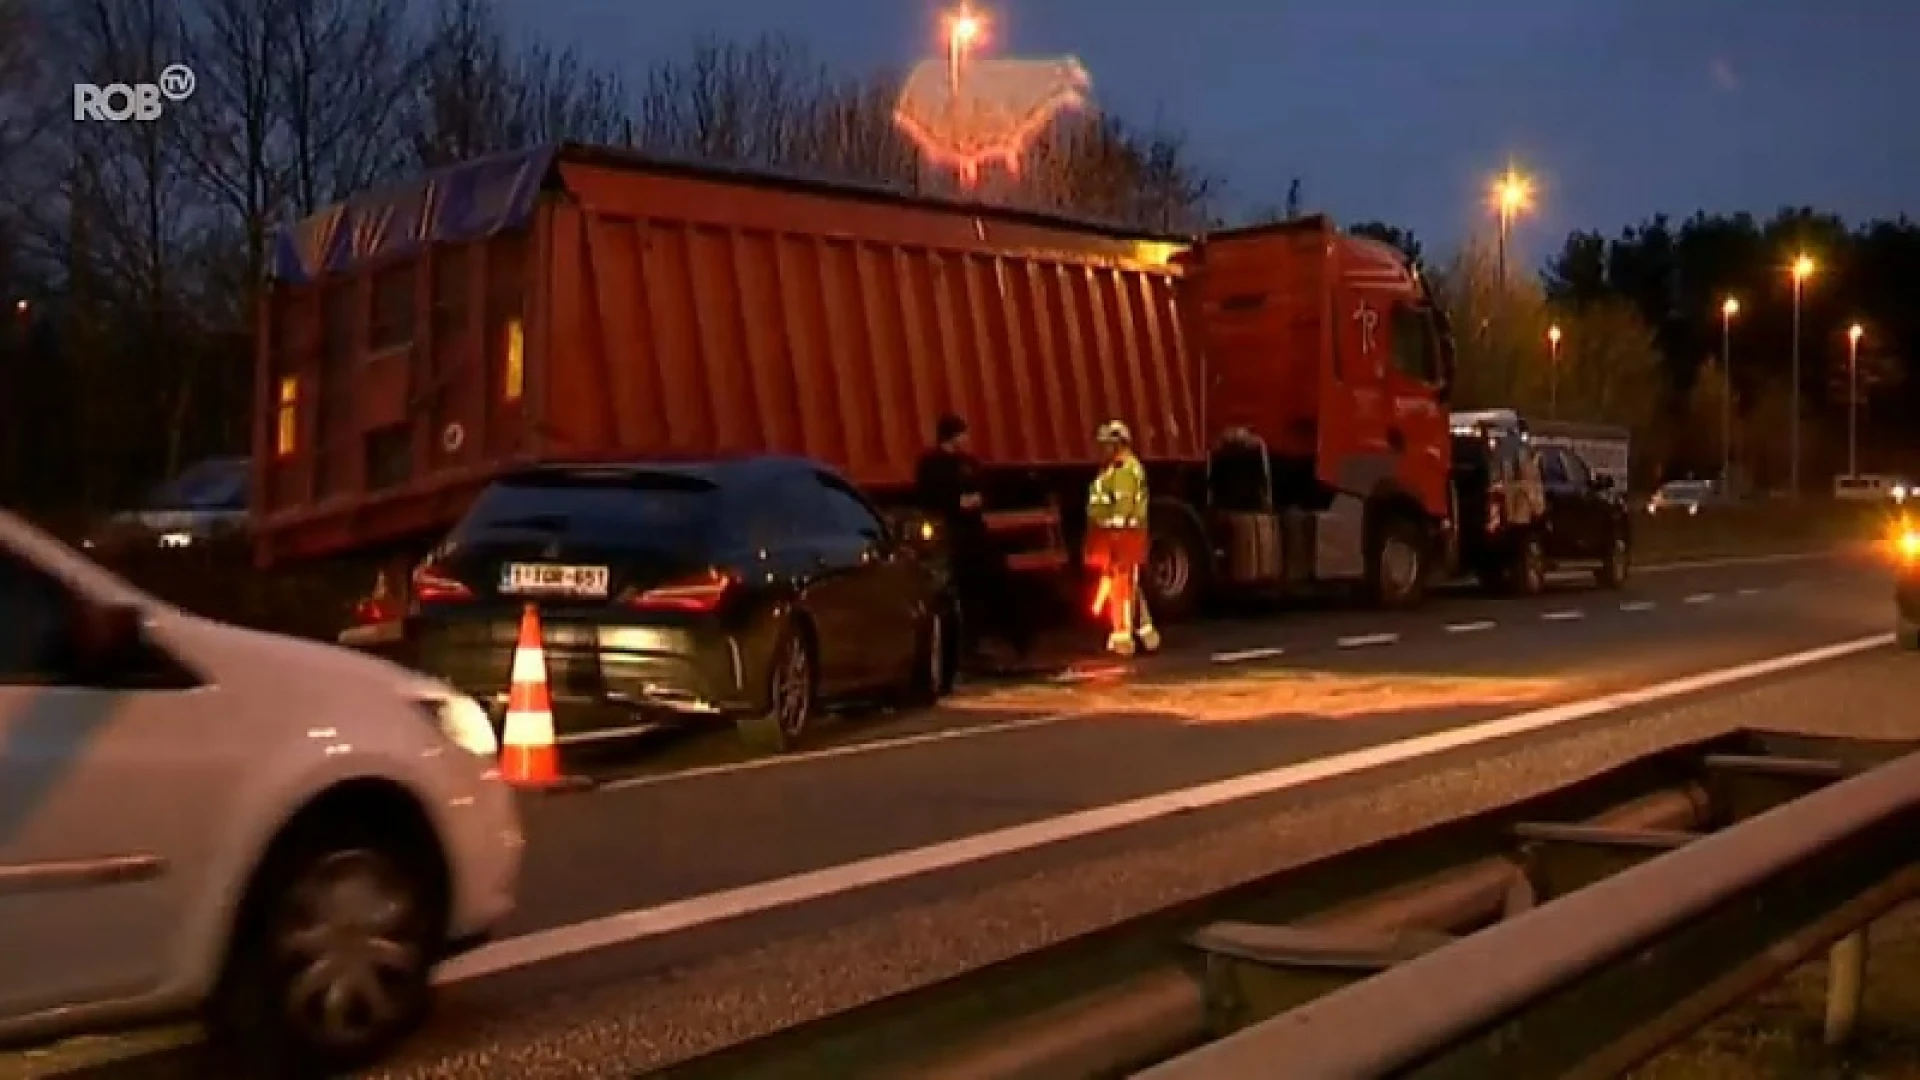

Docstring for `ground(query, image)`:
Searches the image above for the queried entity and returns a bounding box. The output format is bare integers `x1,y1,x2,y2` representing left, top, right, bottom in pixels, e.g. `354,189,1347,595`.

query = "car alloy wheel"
273,848,430,1058
772,636,813,739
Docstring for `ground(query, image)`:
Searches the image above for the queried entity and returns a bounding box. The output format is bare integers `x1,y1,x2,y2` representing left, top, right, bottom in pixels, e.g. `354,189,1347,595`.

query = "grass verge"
1637,500,1891,564
1634,900,1920,1079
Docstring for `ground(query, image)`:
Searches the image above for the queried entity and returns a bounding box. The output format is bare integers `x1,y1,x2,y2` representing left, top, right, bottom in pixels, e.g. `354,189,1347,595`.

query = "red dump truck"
254,143,1457,628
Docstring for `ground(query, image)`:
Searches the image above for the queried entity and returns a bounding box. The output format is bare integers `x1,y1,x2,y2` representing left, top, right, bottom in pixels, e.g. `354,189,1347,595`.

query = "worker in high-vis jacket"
1085,420,1160,656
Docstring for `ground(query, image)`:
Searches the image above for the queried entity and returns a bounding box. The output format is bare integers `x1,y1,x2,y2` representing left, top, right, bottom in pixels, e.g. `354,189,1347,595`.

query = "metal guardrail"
656,732,1918,1080
1144,738,1920,1079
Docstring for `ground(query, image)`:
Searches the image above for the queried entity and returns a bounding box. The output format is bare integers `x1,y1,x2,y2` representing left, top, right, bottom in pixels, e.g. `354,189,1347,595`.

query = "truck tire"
1367,515,1427,609
1145,499,1210,623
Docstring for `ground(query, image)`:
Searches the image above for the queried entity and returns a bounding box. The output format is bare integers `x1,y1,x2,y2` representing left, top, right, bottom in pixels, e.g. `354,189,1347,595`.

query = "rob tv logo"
74,64,196,122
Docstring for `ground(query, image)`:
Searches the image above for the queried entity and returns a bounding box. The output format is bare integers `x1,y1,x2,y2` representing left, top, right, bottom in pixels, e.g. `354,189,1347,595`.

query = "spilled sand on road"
950,669,1566,725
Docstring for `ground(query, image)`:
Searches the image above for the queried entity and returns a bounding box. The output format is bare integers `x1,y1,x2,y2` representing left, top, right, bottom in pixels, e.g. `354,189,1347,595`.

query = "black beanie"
936,414,968,443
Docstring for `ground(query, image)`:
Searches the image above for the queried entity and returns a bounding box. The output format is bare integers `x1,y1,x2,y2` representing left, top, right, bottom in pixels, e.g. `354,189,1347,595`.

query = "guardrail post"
1823,929,1870,1046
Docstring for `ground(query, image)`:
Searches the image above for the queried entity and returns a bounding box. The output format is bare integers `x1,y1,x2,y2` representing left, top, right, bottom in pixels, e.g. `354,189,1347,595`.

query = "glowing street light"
945,4,985,92
1846,323,1865,480
1720,297,1739,486
1547,324,1563,418
1490,168,1533,281
1787,254,1816,497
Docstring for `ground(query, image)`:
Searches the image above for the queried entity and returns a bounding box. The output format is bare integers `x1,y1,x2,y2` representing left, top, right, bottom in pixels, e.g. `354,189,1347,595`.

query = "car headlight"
1899,527,1920,563
418,692,498,757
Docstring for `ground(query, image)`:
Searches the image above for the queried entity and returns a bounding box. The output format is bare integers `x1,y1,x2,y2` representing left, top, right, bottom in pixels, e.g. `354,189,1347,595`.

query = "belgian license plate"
500,563,610,597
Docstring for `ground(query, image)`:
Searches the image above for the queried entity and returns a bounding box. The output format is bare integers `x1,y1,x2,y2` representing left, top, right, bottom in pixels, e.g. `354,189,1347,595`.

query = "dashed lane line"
1336,632,1401,649
1541,609,1585,621
1685,593,1716,604
1212,646,1287,664
1445,620,1498,633
1621,600,1658,612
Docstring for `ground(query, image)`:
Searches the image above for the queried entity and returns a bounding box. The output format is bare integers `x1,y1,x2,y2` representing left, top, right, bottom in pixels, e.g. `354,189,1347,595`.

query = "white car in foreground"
0,511,523,1071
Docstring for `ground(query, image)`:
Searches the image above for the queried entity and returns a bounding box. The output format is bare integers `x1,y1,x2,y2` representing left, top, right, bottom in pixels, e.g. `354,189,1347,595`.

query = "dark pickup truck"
1451,419,1632,595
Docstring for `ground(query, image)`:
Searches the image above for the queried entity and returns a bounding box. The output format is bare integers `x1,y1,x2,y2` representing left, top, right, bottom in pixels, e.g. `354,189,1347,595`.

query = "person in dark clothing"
915,414,1033,663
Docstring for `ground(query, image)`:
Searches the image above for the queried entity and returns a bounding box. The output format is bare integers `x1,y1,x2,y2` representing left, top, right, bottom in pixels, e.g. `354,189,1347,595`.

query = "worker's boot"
1106,631,1136,656
1137,625,1161,653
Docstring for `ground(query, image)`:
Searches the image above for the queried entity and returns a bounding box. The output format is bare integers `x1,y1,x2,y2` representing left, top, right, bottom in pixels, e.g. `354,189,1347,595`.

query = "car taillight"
627,569,734,613
412,563,473,604
1897,526,1920,563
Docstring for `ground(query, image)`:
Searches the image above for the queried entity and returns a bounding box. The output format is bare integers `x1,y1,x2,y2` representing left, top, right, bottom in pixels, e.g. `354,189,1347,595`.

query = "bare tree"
278,0,422,213
635,35,833,169
405,0,627,167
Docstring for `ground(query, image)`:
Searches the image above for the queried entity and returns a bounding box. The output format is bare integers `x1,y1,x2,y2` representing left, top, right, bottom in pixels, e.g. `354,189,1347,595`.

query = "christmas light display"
893,4,1091,187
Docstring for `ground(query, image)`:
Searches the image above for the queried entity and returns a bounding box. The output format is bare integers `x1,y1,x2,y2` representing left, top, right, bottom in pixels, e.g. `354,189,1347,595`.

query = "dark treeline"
0,0,1910,530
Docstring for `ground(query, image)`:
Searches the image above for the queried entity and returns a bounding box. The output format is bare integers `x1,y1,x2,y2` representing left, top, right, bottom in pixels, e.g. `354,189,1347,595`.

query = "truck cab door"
1380,304,1452,519
1319,280,1396,496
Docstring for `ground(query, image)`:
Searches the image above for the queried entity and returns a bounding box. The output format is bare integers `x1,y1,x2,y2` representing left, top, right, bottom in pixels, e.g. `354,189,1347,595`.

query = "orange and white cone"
500,604,566,790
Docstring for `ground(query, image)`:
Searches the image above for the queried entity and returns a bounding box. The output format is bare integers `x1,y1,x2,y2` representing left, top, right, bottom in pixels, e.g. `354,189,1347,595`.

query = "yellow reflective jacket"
1088,450,1148,530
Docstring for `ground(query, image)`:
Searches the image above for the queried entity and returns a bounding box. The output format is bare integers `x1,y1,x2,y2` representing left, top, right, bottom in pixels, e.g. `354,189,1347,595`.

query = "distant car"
85,456,252,554
0,510,521,1071
398,457,958,752
1451,428,1632,594
1896,512,1918,650
1646,479,1715,516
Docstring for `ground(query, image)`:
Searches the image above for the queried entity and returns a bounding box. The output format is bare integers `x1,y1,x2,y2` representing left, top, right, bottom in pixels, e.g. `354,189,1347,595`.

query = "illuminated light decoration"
895,5,1092,187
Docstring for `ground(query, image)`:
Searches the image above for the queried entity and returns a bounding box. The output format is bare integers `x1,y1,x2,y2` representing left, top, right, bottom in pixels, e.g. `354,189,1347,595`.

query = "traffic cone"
500,604,578,791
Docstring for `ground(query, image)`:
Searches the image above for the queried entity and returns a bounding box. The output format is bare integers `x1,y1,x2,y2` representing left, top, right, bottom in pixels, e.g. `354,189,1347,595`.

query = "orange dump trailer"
256,144,1202,564
257,143,1455,622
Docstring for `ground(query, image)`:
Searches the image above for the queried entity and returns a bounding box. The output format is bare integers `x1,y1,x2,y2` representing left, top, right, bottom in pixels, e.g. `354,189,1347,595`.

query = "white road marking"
439,631,1895,985
598,713,1070,792
1637,551,1838,574
1684,593,1715,604
1737,587,1763,596
1336,633,1400,648
1541,610,1585,621
1621,601,1657,612
558,722,668,746
1213,646,1287,663
1446,620,1497,633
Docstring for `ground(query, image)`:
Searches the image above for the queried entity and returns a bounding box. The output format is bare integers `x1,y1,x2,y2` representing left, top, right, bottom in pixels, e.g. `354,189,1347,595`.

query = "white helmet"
1096,420,1131,445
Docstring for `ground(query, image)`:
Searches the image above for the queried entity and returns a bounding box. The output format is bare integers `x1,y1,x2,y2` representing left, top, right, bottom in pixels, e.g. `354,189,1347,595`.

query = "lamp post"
1547,324,1562,418
1847,323,1864,481
1720,296,1738,488
1491,169,1532,283
1789,255,1815,497
945,4,982,93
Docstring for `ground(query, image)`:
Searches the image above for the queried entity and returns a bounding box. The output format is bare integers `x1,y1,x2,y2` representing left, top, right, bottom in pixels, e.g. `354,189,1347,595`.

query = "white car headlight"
419,692,498,758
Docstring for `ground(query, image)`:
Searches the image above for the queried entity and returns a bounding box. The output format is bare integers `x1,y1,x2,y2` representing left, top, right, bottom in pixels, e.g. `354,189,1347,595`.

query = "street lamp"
1490,168,1533,282
1788,254,1815,497
945,4,984,92
1720,297,1739,488
1547,324,1563,418
1847,323,1865,481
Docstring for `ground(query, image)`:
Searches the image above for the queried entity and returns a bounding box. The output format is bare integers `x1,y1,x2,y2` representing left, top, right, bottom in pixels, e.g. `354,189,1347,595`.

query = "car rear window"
455,470,720,549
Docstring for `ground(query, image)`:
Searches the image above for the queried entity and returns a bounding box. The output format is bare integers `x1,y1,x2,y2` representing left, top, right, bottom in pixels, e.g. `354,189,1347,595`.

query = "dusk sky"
496,1,1914,261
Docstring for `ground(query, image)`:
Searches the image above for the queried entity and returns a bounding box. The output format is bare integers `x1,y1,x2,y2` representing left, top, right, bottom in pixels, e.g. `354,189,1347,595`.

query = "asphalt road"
31,550,1907,1079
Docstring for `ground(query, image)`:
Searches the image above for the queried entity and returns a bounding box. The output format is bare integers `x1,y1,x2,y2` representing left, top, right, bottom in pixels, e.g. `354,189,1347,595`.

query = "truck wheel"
1511,534,1547,595
1368,516,1427,609
1145,501,1210,623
